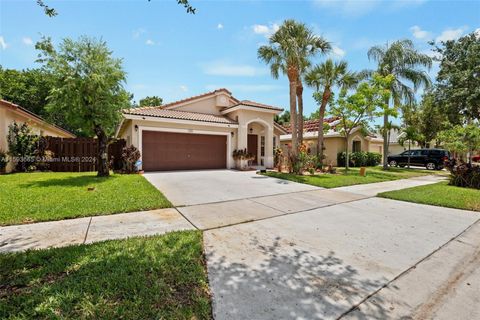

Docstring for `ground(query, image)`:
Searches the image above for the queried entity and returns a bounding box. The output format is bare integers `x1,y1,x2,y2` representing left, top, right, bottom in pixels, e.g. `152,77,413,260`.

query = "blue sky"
1,0,479,121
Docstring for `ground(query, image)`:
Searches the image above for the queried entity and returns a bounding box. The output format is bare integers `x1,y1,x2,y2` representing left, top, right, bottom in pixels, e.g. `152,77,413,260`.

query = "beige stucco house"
0,99,75,172
280,118,385,166
116,89,286,171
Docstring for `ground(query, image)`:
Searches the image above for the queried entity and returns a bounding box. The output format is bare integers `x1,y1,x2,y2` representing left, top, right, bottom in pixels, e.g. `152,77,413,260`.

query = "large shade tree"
304,59,358,164
36,36,131,177
433,32,480,124
367,39,432,169
258,19,330,161
139,96,163,107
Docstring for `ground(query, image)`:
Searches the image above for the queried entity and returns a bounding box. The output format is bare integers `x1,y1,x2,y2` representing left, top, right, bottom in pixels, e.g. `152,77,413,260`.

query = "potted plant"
0,149,8,174
233,149,255,170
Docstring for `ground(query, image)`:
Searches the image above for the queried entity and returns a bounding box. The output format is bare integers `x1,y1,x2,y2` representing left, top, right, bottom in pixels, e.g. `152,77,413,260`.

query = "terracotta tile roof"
282,117,341,133
158,88,237,109
123,107,238,124
223,100,283,112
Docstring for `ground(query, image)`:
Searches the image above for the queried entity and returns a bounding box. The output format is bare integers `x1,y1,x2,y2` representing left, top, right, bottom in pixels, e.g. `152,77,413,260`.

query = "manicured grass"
378,181,480,211
0,172,172,226
264,166,445,189
0,231,211,319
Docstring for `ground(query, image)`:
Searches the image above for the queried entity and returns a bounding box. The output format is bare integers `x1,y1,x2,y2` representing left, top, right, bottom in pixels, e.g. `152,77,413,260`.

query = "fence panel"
45,137,125,172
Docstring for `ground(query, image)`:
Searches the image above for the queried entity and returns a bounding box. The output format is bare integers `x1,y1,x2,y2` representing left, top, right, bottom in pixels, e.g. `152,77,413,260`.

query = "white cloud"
145,39,155,45
410,25,432,40
436,26,467,42
0,36,8,50
205,84,282,93
132,28,146,39
180,85,188,92
201,60,268,77
22,37,33,46
217,23,224,30
252,23,279,38
331,45,346,58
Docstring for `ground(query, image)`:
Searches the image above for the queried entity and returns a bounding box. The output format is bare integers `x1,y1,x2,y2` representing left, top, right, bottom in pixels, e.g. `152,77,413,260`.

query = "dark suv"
387,149,450,170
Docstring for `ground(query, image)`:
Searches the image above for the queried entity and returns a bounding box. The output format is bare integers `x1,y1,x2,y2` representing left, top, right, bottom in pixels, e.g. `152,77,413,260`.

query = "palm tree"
367,39,432,169
305,59,358,165
258,19,330,158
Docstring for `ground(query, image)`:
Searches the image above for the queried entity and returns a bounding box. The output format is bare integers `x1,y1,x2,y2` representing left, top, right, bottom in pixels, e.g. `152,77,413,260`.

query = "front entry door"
247,134,258,165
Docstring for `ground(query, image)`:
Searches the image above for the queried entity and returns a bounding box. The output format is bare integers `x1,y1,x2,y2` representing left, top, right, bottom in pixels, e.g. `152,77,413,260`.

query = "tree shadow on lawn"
19,174,119,188
0,232,211,319
206,235,407,319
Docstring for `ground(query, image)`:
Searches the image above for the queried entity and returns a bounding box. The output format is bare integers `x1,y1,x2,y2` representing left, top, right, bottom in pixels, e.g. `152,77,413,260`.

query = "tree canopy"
36,36,131,176
0,67,54,117
433,32,480,123
139,96,163,107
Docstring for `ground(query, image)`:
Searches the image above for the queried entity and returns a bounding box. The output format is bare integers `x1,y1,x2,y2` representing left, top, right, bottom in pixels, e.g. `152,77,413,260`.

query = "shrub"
7,122,41,172
445,159,480,189
337,151,382,167
121,145,141,173
0,149,8,172
232,149,255,161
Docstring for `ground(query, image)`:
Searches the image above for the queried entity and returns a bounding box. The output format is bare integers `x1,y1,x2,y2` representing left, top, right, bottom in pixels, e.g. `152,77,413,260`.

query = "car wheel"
389,160,398,167
426,162,436,170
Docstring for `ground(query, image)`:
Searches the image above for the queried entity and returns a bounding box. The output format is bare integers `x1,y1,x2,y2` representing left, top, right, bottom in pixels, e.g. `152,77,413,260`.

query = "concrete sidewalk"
0,208,194,253
178,175,444,230
334,174,445,196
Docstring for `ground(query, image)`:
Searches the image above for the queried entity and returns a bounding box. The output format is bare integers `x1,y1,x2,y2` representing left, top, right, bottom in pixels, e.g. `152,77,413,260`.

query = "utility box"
359,167,366,176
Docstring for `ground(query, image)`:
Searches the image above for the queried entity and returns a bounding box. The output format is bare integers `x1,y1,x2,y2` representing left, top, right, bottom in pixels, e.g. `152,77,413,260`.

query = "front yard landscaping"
0,172,172,226
0,231,212,319
378,181,480,212
264,166,445,189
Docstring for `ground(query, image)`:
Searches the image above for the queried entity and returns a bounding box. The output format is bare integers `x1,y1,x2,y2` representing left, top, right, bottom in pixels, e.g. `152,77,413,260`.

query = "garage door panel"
142,131,227,171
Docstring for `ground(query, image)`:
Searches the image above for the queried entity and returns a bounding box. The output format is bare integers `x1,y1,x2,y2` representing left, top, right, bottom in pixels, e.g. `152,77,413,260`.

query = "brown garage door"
142,131,227,171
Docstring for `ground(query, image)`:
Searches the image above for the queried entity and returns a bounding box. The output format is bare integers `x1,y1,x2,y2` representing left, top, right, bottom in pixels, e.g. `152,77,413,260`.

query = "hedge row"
337,151,382,167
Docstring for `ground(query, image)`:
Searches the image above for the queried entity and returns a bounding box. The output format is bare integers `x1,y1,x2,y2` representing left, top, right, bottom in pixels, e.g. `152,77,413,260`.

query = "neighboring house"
0,99,75,173
116,88,286,171
280,118,385,166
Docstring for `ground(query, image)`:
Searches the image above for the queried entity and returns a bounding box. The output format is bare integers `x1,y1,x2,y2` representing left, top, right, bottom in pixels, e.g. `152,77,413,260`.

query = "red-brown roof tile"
123,107,237,125
282,117,340,133
223,100,283,112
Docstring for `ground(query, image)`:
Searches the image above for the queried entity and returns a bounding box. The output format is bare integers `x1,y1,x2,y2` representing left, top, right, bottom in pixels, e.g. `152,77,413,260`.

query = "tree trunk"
94,125,110,177
296,78,304,148
382,113,389,170
345,135,350,170
317,87,330,166
287,67,298,157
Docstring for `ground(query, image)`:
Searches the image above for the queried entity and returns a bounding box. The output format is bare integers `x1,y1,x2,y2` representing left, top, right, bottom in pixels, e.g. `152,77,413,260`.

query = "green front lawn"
378,181,480,211
0,172,172,226
264,166,445,189
0,231,212,319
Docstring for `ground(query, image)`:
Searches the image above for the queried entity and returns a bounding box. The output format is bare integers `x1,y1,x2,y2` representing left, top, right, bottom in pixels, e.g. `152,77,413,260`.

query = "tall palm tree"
367,39,432,169
258,19,330,157
305,59,358,165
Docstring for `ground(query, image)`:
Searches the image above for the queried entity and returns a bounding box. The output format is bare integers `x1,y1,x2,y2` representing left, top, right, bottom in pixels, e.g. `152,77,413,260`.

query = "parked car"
387,149,451,170
472,155,480,162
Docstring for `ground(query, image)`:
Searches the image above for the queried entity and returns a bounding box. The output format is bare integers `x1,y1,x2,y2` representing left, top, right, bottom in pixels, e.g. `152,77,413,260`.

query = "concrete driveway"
143,170,319,206
204,197,480,319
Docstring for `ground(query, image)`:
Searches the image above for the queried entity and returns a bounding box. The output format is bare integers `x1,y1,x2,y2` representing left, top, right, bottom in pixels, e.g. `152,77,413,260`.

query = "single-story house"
0,99,75,173
280,118,385,166
115,88,286,171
